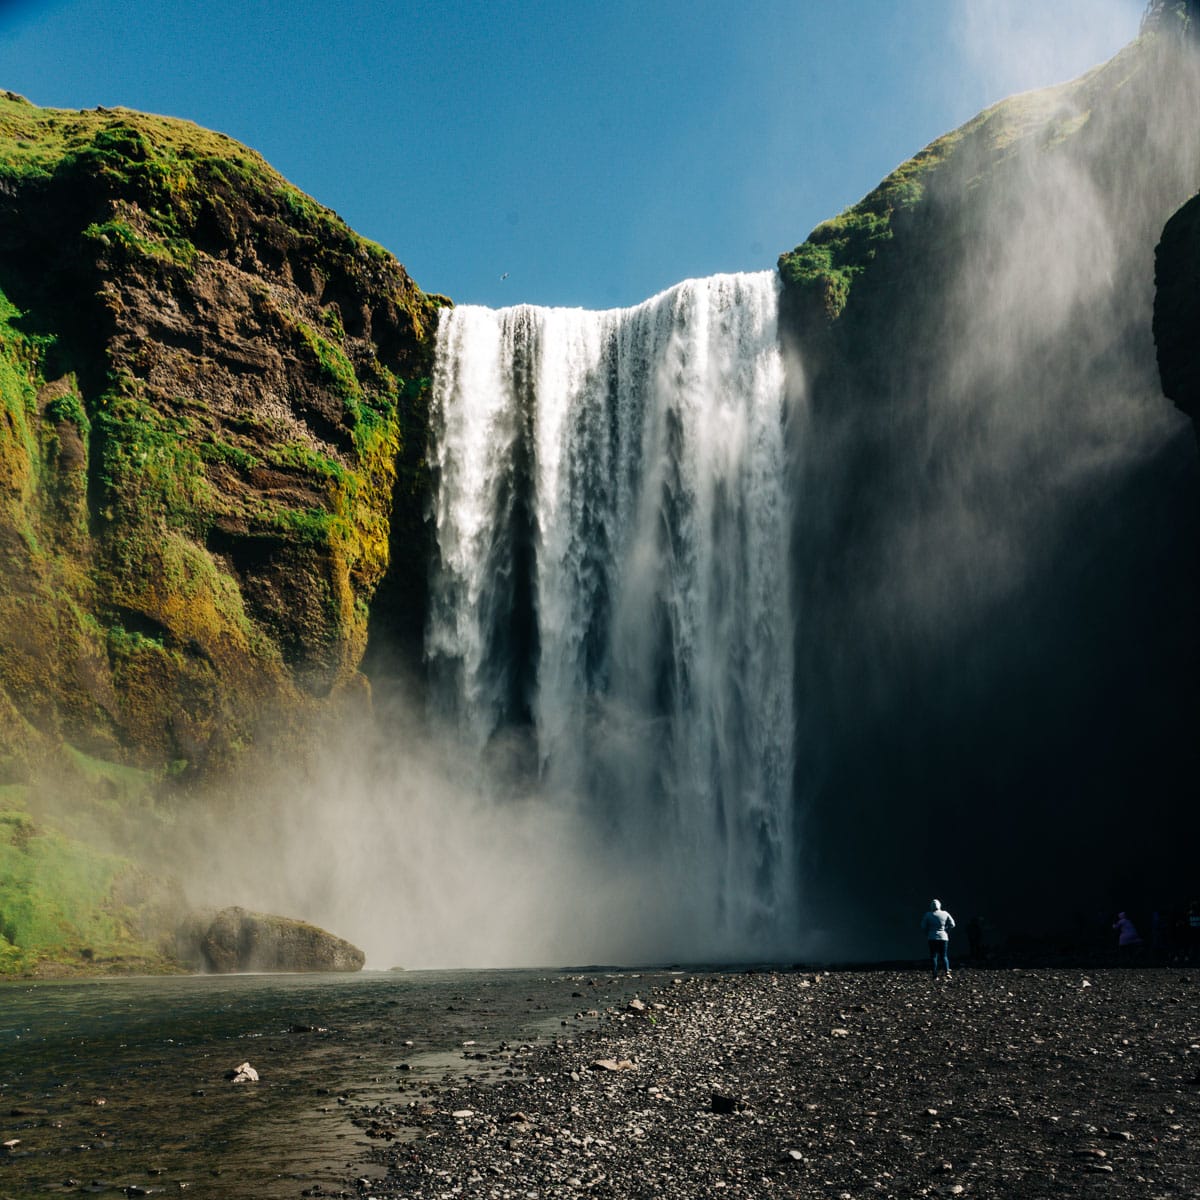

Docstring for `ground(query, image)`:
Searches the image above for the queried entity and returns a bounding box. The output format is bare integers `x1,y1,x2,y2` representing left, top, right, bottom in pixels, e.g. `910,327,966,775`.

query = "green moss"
43,388,90,434
294,318,362,408
61,743,159,802
320,305,346,340
269,504,341,544
198,437,259,472
779,127,966,321
106,623,167,656
0,94,394,289
267,439,348,484
83,217,198,269
93,387,213,541
0,284,45,433
0,814,141,973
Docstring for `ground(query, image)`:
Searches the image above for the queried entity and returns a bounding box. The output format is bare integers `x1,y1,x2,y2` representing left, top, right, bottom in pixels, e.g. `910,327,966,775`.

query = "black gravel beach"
352,967,1200,1200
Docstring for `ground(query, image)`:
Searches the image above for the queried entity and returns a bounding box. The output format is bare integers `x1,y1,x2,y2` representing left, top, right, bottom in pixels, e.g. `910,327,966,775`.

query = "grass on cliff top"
777,44,1139,321
0,89,395,274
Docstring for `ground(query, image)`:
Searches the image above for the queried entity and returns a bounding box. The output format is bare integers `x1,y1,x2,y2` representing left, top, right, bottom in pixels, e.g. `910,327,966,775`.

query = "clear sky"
0,0,1146,309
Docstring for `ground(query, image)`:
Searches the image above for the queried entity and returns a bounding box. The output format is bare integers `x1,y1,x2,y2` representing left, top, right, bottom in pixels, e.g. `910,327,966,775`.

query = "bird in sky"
500,272,509,280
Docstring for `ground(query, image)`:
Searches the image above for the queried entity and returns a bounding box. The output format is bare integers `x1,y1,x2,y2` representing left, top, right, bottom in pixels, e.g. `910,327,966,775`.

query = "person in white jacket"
921,899,956,979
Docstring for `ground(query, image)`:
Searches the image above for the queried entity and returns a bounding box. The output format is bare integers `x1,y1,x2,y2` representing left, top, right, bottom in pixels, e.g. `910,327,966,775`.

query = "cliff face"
0,93,444,781
777,17,1200,948
0,96,447,973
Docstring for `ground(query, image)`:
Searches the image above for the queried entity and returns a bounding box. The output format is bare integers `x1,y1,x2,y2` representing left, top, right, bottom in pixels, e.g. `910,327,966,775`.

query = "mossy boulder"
194,905,364,973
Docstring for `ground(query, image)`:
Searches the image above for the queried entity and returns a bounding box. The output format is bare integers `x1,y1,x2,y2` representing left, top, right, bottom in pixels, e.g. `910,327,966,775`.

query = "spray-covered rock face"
776,14,1200,951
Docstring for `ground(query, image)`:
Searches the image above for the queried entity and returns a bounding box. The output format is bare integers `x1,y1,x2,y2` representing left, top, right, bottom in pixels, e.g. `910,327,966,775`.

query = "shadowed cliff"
778,9,1200,955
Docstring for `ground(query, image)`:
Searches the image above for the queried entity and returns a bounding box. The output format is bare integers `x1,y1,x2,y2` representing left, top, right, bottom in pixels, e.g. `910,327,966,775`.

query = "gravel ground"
346,967,1200,1200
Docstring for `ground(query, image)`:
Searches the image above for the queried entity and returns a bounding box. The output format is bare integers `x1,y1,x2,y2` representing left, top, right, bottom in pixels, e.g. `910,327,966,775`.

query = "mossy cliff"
0,93,444,973
0,92,444,778
775,11,1200,945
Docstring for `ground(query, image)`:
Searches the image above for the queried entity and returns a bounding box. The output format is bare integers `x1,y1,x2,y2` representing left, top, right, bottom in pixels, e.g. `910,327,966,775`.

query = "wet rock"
198,907,364,973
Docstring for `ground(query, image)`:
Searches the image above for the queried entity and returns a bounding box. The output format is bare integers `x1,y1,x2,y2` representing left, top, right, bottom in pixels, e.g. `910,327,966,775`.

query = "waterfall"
427,271,796,960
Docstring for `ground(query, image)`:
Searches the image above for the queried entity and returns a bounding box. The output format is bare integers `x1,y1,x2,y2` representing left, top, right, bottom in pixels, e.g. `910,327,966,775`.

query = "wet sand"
353,967,1200,1199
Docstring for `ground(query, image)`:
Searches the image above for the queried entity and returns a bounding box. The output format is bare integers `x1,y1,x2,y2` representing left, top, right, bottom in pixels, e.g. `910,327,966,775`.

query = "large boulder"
197,905,364,973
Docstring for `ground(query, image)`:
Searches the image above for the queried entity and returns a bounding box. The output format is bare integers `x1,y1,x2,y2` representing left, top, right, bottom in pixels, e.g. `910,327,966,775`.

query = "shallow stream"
0,967,662,1197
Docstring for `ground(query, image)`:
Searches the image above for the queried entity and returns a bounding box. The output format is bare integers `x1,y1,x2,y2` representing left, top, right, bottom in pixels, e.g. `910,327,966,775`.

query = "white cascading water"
427,271,796,960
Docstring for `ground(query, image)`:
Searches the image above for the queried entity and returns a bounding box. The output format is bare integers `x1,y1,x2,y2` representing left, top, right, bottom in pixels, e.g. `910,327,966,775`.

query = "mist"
170,684,816,969
950,0,1146,100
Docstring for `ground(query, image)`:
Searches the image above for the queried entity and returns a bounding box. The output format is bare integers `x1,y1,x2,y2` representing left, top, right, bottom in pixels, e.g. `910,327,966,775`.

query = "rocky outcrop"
195,905,364,973
0,92,445,782
1154,192,1200,420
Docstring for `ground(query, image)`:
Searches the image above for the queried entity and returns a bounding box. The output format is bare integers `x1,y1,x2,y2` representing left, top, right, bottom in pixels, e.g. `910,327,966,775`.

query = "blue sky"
0,0,1145,308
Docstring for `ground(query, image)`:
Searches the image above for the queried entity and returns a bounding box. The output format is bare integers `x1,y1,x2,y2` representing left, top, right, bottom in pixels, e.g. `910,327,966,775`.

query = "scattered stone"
348,968,1200,1200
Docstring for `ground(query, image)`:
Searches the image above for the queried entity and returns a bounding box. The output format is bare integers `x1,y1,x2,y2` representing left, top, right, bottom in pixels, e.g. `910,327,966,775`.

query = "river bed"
0,967,667,1198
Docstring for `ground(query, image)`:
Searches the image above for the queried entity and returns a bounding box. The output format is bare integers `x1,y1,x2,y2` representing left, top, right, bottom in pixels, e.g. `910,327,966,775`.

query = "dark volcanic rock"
198,905,364,973
1155,192,1200,421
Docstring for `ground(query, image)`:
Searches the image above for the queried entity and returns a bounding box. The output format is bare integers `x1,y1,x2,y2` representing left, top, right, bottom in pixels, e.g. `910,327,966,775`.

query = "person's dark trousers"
929,939,950,975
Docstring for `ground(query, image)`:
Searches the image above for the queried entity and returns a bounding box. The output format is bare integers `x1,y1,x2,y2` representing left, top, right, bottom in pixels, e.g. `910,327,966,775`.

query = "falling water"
427,272,796,959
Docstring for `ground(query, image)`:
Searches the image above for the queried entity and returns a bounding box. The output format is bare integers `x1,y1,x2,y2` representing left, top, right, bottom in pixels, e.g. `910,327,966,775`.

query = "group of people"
920,898,1200,975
